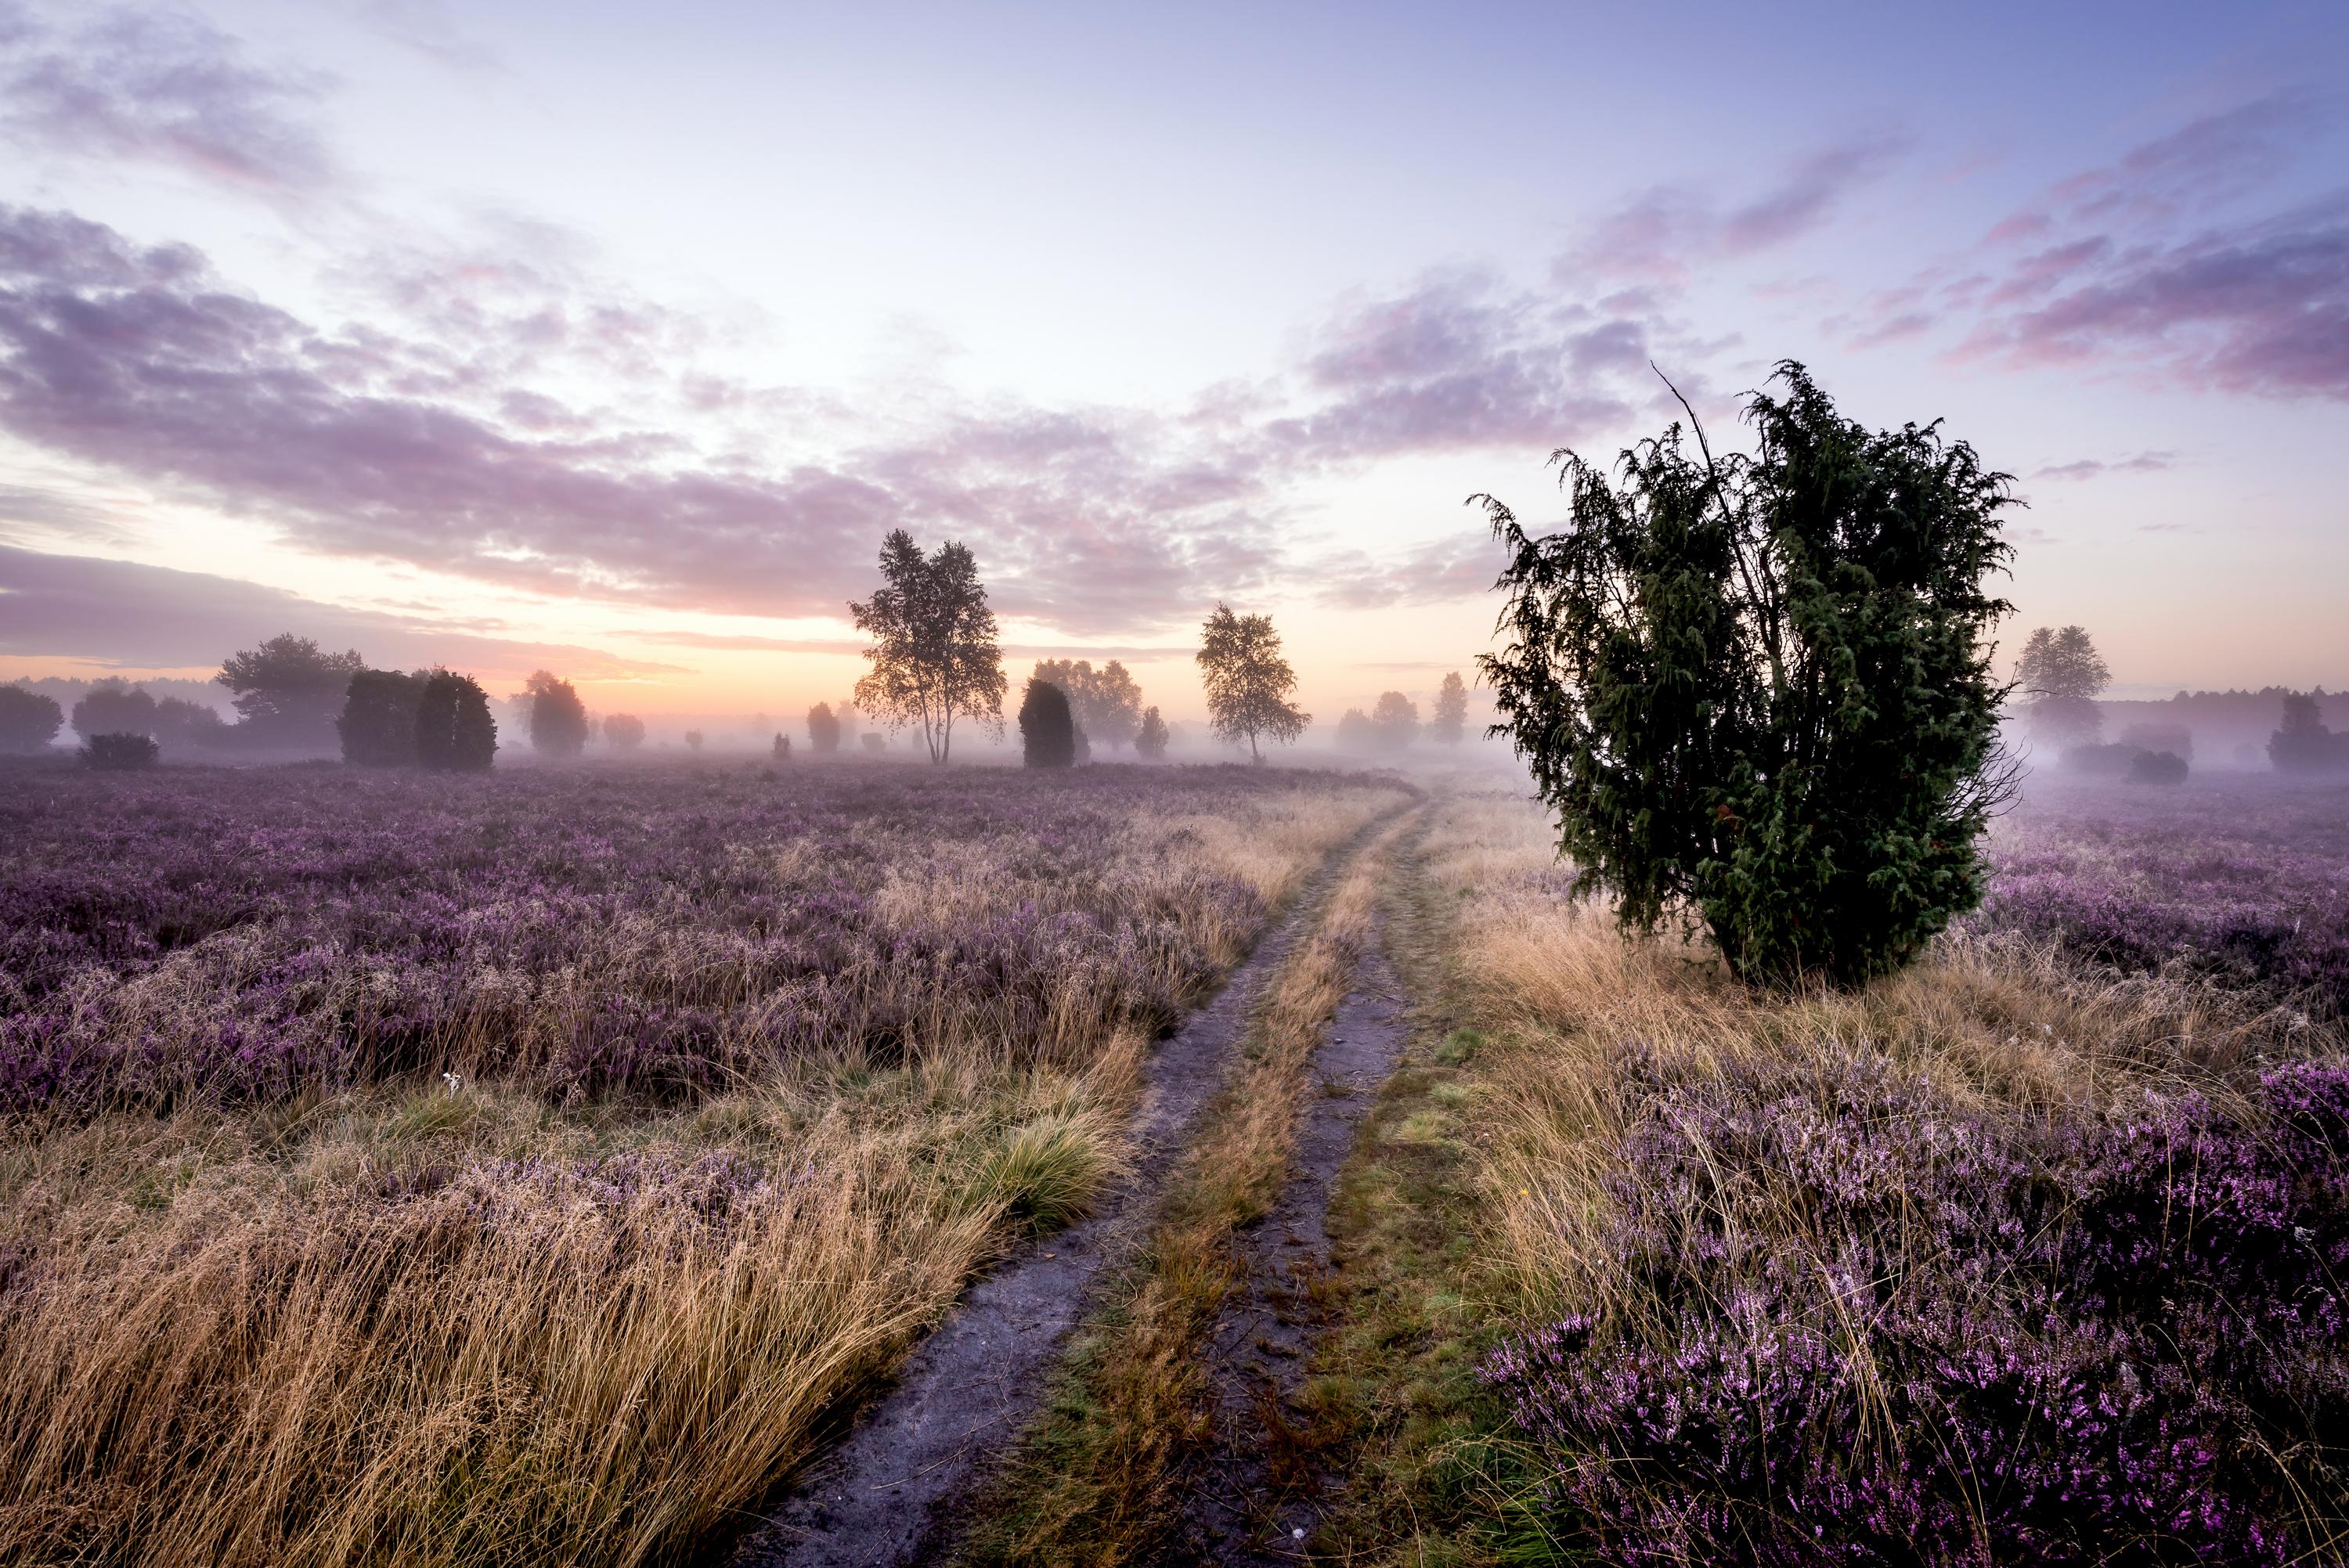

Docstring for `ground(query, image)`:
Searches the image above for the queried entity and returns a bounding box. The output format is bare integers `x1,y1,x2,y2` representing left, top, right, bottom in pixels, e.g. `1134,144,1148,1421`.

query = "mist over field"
2,3,2344,1566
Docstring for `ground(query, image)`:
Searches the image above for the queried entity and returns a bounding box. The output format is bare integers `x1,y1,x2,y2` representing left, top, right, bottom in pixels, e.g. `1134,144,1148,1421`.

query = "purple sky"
0,0,2343,721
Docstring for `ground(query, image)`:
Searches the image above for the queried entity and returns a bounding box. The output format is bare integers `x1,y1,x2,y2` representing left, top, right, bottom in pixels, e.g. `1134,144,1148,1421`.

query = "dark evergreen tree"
1019,679,1077,768
414,671,497,771
337,669,428,766
1478,362,2017,986
806,701,842,754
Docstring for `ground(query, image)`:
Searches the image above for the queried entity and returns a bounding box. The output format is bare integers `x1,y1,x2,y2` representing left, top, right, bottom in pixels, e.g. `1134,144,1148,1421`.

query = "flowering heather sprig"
0,761,1362,1116
1485,1049,2349,1565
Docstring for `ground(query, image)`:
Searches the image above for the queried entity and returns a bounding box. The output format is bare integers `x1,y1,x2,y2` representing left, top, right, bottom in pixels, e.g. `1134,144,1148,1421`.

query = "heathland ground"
2,757,2342,1566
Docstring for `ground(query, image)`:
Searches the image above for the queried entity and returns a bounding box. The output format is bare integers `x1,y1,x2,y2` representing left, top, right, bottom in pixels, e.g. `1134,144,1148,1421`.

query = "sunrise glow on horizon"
2,0,2344,726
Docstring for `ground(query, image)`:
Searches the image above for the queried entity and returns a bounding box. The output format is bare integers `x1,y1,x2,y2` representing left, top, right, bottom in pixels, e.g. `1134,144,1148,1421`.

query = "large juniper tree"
1478,362,2016,986
849,531,1006,764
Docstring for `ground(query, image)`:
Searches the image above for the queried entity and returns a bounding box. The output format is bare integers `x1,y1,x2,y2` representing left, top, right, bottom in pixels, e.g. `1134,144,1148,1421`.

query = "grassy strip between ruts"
954,815,1413,1568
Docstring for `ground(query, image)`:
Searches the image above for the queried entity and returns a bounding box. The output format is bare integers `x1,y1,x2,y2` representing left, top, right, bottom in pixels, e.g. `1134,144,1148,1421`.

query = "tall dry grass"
0,778,1402,1568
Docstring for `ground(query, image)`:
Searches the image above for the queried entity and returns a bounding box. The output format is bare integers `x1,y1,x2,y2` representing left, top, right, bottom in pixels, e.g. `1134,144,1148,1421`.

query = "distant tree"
1337,707,1376,749
1478,361,2017,986
2015,625,2109,747
859,731,886,754
850,529,1008,763
79,732,158,770
0,684,63,752
337,669,428,766
1197,604,1310,762
1135,705,1170,760
1372,690,1420,750
684,729,705,753
414,671,496,771
152,696,226,752
2128,749,2188,784
1033,658,1144,749
70,679,157,740
1020,679,1077,768
1431,671,1469,745
524,670,591,756
773,732,792,760
216,634,365,749
806,701,842,754
602,712,646,751
2270,693,2349,773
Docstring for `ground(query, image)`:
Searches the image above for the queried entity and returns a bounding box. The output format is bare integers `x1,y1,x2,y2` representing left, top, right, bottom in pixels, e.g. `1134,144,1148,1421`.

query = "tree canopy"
1196,604,1309,762
216,634,364,748
849,531,1006,763
524,670,591,757
0,685,63,753
2014,625,2109,747
1431,671,1468,744
1032,658,1143,749
1478,361,2016,986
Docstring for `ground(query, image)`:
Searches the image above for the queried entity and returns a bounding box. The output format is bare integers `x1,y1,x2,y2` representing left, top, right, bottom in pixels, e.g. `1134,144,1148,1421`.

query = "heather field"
1342,784,2349,1566
0,758,1405,1566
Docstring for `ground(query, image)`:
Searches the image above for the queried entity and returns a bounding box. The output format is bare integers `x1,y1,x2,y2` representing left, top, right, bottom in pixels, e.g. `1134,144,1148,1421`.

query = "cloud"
0,543,684,678
1266,271,1651,461
1557,135,1909,285
1955,200,2349,398
1991,94,2322,244
2030,451,2177,481
0,5,334,189
1316,528,1510,611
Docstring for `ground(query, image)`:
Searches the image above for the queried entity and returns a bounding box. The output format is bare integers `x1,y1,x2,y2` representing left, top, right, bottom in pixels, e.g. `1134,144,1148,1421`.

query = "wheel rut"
1154,917,1414,1566
727,813,1403,1568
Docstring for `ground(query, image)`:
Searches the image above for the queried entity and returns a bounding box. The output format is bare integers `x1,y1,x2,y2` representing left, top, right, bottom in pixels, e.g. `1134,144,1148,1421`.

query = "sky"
0,0,2344,729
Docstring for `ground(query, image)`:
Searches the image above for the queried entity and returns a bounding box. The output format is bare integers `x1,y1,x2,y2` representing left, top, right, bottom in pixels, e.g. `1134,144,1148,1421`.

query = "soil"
727,817,1398,1568
1152,922,1414,1565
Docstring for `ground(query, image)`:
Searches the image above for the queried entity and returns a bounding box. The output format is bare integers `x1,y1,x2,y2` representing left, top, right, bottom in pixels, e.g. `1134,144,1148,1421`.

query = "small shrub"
2062,741,2142,777
601,712,646,750
78,732,158,770
1019,679,1075,768
859,731,886,755
2128,748,2188,784
684,730,705,752
772,732,792,761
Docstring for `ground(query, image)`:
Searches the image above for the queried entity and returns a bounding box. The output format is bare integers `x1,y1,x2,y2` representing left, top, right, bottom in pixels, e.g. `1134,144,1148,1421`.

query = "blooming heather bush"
0,760,1390,1116
1975,776,2349,1018
1485,1049,2349,1564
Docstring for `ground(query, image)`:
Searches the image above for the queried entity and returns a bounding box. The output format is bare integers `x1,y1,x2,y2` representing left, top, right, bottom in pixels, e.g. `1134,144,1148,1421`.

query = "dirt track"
729,815,1402,1568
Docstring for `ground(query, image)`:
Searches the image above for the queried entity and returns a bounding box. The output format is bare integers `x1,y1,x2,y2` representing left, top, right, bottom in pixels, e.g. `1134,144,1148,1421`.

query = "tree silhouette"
216,634,364,748
0,685,63,752
2015,625,2109,747
524,670,591,756
337,669,427,766
1479,361,2016,986
70,679,157,740
602,713,646,750
806,701,841,754
1020,679,1077,768
1135,705,1169,760
1372,690,1420,749
1196,604,1309,762
414,671,496,771
850,530,1007,763
1431,671,1468,744
1032,658,1143,749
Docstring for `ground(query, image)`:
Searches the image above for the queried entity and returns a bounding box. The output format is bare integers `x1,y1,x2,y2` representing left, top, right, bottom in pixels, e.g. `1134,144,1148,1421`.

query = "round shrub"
2128,748,2188,784
78,732,159,770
